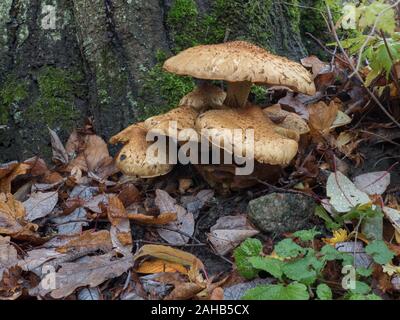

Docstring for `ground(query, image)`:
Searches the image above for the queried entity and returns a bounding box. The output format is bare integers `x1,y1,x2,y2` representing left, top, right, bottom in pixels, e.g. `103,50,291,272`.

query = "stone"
247,192,316,235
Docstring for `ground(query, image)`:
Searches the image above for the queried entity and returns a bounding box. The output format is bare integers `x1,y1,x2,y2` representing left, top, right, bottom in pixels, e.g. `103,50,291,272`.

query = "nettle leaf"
234,238,263,279
248,256,284,280
292,228,321,242
274,239,305,258
365,240,395,265
350,281,371,295
242,282,310,300
316,284,333,300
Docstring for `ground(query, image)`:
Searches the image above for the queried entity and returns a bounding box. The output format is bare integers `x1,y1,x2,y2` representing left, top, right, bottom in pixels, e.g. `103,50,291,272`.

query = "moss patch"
0,76,28,125
24,66,82,129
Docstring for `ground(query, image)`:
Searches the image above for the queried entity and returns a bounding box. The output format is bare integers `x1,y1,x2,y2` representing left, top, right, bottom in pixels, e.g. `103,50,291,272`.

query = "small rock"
247,192,316,235
224,279,272,300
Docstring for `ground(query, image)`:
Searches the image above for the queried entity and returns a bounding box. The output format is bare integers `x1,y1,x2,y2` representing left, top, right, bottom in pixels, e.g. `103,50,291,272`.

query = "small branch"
380,30,400,96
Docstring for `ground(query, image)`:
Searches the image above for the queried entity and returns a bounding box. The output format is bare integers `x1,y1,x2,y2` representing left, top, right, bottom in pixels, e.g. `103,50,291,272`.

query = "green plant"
332,0,400,89
233,228,394,300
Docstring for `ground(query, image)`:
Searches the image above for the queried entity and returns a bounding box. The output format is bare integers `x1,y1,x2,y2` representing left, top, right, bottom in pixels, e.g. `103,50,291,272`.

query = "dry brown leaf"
30,253,133,299
207,215,259,255
0,236,19,282
308,101,338,134
0,161,18,180
56,230,113,254
0,163,31,193
0,193,39,240
23,191,58,221
134,245,205,283
136,258,188,274
128,212,177,225
210,287,224,300
301,55,327,77
107,196,132,254
155,189,177,215
49,128,69,164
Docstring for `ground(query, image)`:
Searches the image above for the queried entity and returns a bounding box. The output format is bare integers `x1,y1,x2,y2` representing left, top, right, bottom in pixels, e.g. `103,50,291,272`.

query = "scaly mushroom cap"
179,84,226,111
113,125,173,178
144,105,199,141
109,122,147,145
163,41,316,96
196,105,299,165
264,104,310,135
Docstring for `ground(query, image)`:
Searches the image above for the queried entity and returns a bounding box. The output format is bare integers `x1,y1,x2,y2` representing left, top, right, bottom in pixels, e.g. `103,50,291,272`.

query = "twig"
325,3,400,129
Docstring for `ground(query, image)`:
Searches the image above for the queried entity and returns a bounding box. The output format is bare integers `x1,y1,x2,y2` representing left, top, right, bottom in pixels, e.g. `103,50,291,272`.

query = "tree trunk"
0,0,324,161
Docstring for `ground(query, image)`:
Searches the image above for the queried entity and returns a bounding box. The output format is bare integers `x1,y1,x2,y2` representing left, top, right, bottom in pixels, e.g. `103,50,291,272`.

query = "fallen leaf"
331,111,352,129
107,196,133,255
207,215,259,255
157,206,194,245
278,92,309,120
136,259,188,274
210,287,224,300
354,171,390,195
0,163,31,193
30,253,133,299
48,127,69,164
0,193,39,240
326,171,370,213
301,55,327,77
0,236,19,281
308,101,338,134
134,245,205,283
128,212,177,225
56,230,112,254
155,189,177,215
23,191,58,221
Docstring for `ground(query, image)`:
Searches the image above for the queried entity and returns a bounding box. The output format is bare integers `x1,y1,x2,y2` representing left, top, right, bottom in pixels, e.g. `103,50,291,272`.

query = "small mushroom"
196,105,299,166
179,83,226,111
263,104,310,135
110,124,173,178
164,41,315,108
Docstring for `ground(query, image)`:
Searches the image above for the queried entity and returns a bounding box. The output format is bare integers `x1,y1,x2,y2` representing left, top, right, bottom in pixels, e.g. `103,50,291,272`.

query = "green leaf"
347,293,382,300
365,240,395,265
358,2,396,34
274,239,305,259
242,282,310,300
292,228,321,242
320,245,353,266
316,284,333,300
233,238,263,279
357,267,373,277
248,256,284,280
314,206,341,230
282,250,322,285
350,281,371,295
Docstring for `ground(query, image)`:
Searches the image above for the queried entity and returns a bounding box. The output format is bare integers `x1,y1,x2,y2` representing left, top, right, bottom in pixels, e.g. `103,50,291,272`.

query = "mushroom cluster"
110,41,315,190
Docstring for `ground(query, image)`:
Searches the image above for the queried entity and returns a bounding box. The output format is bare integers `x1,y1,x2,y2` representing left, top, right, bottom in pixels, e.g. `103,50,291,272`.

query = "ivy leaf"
248,256,284,280
242,282,310,300
292,228,321,242
274,239,305,258
316,284,333,300
365,240,395,265
233,238,263,279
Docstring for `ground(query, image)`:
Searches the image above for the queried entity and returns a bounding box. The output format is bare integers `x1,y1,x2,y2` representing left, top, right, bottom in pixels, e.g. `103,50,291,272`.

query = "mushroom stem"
224,81,252,108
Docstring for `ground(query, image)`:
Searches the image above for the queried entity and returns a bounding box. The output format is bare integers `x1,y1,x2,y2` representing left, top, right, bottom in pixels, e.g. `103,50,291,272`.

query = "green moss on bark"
24,66,82,129
0,75,28,125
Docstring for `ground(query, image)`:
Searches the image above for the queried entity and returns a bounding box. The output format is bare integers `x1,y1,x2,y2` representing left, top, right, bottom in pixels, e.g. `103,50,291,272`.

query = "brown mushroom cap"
195,105,299,165
109,122,147,145
163,41,316,96
144,105,199,141
179,84,226,111
113,125,173,178
263,104,310,135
